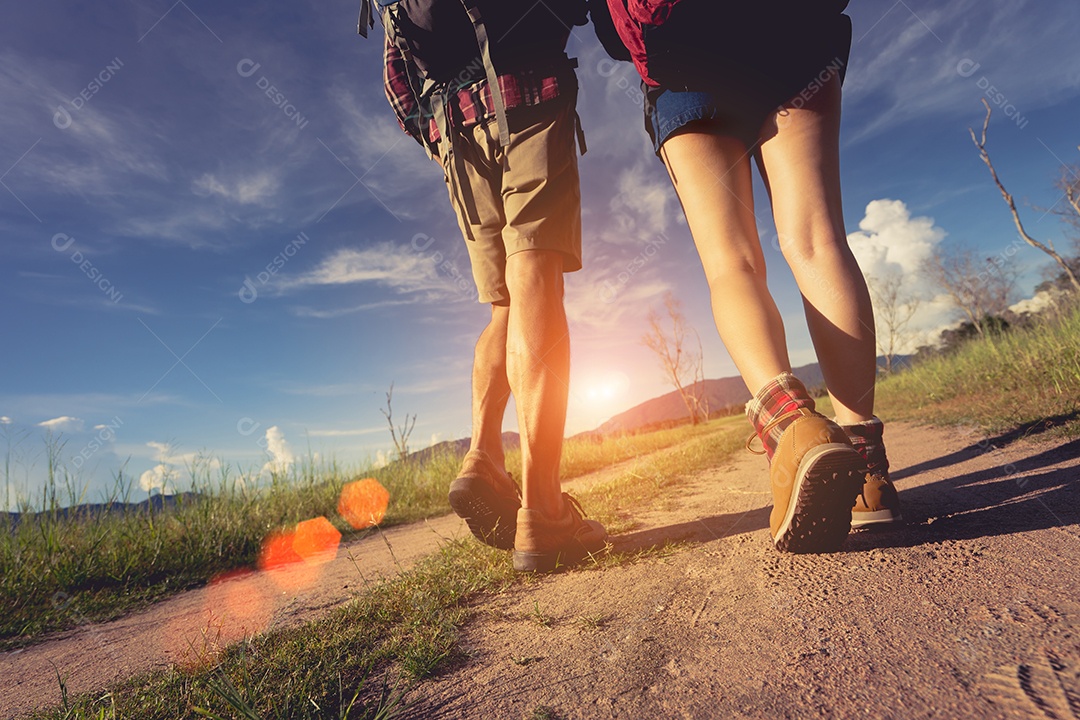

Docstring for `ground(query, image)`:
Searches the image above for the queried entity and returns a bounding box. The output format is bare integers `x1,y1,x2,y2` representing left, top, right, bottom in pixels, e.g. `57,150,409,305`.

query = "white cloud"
38,416,85,433
115,207,233,247
260,426,295,477
848,198,946,280
306,426,384,438
845,0,1080,140
604,161,682,245
330,82,443,216
282,243,464,299
192,171,280,205
139,441,177,493
137,441,221,493
1009,289,1058,316
0,416,12,425
374,450,390,469
566,269,672,333
139,463,173,493
0,52,168,194
847,198,964,350
288,299,415,318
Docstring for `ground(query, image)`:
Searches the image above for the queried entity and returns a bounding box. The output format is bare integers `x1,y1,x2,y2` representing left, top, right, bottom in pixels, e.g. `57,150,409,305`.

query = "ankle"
522,496,565,522
746,372,816,459
468,442,505,469
838,416,889,475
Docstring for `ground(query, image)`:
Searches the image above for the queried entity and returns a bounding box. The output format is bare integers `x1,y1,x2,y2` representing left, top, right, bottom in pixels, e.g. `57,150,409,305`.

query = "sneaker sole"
774,443,864,554
448,476,518,550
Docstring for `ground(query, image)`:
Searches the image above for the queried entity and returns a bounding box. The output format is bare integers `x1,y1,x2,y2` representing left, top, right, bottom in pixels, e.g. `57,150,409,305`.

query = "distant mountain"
598,361,829,434
3,491,202,528
405,431,520,464
397,357,907,457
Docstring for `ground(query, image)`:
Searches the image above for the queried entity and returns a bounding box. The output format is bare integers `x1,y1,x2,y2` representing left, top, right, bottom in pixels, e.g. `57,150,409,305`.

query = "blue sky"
2,0,1079,509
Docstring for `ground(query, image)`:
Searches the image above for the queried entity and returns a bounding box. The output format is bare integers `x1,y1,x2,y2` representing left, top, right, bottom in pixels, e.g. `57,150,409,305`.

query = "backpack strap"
459,0,511,148
357,0,374,37
563,57,587,156
430,84,482,235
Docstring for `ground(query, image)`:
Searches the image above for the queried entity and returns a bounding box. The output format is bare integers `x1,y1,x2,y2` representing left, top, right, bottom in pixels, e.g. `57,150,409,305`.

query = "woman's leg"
659,129,790,395
756,75,877,425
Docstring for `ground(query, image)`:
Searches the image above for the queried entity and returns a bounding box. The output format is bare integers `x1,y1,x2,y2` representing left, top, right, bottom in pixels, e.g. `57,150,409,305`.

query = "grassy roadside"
31,419,749,719
25,301,1080,718
872,300,1080,439
1,419,730,650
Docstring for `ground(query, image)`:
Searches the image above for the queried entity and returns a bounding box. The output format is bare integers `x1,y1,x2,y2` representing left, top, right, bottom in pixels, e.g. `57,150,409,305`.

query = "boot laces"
744,408,815,455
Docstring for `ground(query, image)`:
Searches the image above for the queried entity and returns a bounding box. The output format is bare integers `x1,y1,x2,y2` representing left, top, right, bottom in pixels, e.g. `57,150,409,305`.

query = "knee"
775,228,849,268
701,256,768,292
505,250,565,301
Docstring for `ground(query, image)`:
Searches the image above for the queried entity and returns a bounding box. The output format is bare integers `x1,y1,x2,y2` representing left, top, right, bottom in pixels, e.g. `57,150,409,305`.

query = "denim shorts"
645,86,766,154
644,11,852,154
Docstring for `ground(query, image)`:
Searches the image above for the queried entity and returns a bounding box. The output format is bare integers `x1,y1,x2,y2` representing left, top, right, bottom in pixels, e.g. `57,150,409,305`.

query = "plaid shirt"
383,35,566,149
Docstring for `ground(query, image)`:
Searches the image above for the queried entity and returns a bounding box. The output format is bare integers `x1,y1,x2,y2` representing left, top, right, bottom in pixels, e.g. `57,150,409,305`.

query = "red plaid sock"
745,372,816,460
840,417,888,478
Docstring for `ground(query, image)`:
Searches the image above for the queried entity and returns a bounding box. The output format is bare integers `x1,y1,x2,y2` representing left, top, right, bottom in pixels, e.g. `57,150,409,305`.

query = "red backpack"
595,0,851,87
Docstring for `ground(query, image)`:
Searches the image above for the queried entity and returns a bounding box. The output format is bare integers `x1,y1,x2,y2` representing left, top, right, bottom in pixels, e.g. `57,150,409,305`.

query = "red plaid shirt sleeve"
382,35,429,148
382,33,568,148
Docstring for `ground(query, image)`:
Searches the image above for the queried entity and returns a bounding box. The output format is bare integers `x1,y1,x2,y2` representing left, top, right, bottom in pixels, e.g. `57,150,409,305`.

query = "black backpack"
359,0,587,150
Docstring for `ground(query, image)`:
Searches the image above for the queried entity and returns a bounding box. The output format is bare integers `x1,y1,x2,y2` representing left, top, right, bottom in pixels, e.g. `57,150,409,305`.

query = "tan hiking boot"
751,409,865,553
448,450,521,550
512,493,607,573
851,472,902,527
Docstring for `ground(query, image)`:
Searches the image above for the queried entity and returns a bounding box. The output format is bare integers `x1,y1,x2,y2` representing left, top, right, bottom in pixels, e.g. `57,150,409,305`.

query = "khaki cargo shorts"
442,94,582,304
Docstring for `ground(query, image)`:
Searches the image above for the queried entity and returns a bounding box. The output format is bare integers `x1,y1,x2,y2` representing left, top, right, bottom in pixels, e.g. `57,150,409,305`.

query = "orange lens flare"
292,516,342,562
257,516,342,591
338,477,390,529
257,528,304,571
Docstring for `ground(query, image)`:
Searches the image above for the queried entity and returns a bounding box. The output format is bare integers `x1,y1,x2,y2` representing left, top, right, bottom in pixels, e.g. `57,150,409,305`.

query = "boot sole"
448,476,518,550
512,542,606,573
851,509,903,528
774,443,864,554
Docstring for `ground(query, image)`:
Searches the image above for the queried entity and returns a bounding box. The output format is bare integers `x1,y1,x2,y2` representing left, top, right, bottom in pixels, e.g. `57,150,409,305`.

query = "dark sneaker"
851,472,902,527
512,493,607,573
448,450,520,550
754,409,865,553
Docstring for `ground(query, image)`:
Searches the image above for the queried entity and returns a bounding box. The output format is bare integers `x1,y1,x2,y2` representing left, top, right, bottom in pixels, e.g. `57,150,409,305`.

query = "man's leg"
449,302,520,549
469,303,511,468
503,249,568,520
446,121,522,550
505,248,606,572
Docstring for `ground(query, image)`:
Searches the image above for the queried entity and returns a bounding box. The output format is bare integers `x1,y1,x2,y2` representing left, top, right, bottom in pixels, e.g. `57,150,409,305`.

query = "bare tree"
922,245,1018,336
866,272,921,373
970,99,1080,293
1052,165,1080,251
642,293,709,425
380,382,416,463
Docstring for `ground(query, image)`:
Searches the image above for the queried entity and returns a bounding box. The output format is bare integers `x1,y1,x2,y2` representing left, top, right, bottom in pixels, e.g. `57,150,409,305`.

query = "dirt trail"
2,421,1079,719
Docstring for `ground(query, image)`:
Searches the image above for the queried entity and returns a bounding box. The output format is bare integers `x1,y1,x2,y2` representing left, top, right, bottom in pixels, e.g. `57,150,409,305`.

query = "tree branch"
969,99,1080,293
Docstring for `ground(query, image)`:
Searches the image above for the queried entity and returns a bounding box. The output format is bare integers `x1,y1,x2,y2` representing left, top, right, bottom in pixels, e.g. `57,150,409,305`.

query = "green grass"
0,448,468,650
1,419,730,650
22,301,1080,717
872,299,1080,439
34,539,516,720
30,419,745,719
